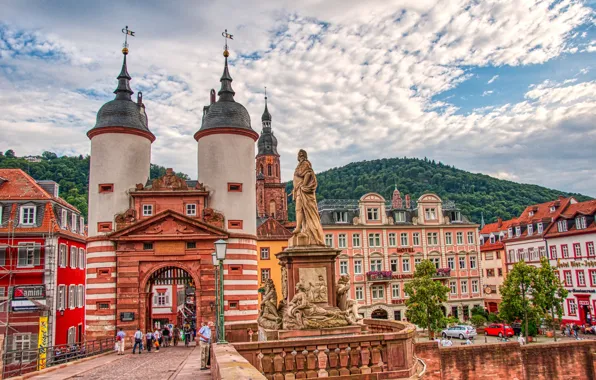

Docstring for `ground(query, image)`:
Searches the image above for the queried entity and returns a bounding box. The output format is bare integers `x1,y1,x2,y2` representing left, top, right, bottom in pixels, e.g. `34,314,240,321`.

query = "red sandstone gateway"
484,323,514,337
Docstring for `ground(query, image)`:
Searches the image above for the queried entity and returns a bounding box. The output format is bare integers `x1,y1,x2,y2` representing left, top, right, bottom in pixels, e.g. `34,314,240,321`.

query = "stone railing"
232,319,418,379
211,343,266,380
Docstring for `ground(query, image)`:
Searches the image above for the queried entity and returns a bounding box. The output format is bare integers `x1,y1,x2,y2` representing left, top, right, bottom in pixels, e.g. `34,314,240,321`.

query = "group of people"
114,322,198,355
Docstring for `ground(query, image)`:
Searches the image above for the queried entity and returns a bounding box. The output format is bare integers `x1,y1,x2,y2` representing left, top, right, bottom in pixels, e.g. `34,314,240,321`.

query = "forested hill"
0,150,188,218
295,157,591,224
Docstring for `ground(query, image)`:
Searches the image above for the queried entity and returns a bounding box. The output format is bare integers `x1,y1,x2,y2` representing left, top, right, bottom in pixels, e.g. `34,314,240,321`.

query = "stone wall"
415,340,596,380
211,344,266,380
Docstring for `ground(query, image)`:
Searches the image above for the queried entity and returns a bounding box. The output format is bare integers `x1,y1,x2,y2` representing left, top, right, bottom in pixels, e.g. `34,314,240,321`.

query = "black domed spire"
218,52,235,102
257,94,278,156
262,91,272,122
114,50,133,100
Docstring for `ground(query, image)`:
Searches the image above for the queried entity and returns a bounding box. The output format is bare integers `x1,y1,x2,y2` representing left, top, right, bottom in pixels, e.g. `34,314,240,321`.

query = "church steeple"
257,92,278,156
262,90,272,124
217,50,236,101
114,48,133,100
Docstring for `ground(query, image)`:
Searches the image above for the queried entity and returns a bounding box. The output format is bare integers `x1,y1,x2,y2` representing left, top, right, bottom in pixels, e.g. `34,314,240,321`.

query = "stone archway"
371,309,389,319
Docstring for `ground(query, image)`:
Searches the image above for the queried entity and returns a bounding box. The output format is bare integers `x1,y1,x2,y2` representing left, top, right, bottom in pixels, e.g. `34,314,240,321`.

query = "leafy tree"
535,256,568,341
471,305,488,319
405,260,449,339
499,262,543,341
488,313,499,323
470,314,487,329
4,149,15,158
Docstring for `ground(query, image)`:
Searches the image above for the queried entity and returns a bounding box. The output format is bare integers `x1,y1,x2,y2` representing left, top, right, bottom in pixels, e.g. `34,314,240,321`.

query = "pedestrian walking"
133,328,143,354
154,328,162,347
162,326,170,347
116,328,126,355
198,321,212,370
173,326,180,346
145,330,154,353
184,324,192,347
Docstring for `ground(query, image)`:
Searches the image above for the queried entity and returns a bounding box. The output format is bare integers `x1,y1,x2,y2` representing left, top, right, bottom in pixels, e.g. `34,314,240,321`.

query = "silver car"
441,325,477,340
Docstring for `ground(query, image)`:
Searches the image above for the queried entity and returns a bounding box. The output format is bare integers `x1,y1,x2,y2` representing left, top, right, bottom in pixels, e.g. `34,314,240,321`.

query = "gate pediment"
110,210,228,240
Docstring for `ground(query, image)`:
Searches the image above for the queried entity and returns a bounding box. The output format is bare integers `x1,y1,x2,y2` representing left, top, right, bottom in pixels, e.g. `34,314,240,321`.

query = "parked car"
484,323,515,337
441,325,477,340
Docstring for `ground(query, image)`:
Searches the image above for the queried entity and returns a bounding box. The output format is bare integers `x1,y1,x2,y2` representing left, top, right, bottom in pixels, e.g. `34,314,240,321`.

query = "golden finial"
222,29,233,58
223,49,229,57
122,47,129,55
121,26,135,55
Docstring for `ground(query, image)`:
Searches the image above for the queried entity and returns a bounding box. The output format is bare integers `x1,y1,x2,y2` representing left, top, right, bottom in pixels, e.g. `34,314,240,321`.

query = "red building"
0,169,86,359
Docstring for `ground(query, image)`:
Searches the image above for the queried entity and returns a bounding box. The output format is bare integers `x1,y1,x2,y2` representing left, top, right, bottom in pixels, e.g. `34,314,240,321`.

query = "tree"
470,314,487,329
4,149,15,158
499,262,543,341
405,260,449,339
535,256,568,341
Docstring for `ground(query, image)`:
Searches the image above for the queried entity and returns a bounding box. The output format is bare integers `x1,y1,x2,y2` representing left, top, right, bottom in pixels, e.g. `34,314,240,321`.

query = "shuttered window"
70,246,77,268
68,285,76,309
17,243,40,267
57,285,66,310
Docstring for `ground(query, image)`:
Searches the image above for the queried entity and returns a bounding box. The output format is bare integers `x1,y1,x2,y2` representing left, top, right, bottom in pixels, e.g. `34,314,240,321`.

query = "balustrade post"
285,350,297,380
306,349,317,378
273,349,284,380
339,345,350,376
370,341,382,373
349,344,361,374
328,347,340,377
360,342,371,374
317,347,329,378
295,349,307,379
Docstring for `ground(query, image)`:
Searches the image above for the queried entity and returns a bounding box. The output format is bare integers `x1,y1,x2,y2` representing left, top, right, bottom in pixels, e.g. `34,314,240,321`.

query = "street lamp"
214,240,228,344
211,252,219,342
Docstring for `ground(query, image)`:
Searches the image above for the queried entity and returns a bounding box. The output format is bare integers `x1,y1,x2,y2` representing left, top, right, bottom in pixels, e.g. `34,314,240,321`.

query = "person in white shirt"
133,328,143,354
517,335,526,346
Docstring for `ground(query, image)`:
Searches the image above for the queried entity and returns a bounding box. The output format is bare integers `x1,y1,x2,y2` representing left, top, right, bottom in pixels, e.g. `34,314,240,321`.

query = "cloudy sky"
1,0,595,196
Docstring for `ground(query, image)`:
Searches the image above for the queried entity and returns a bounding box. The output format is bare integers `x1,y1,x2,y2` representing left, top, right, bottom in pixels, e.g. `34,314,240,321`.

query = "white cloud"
482,90,494,96
487,75,499,84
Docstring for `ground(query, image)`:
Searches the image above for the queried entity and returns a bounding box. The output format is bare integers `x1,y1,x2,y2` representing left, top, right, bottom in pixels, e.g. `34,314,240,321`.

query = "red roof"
505,196,575,241
545,199,596,238
257,218,293,241
480,218,517,235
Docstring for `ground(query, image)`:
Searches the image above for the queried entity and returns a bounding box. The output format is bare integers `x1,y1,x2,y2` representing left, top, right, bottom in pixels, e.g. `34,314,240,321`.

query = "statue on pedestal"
336,275,363,325
291,150,325,246
283,282,351,330
257,279,282,330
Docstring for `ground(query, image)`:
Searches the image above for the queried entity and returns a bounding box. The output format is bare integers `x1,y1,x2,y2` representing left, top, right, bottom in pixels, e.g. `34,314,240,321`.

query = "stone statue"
283,282,351,330
291,150,325,246
257,279,282,330
336,275,350,311
152,168,188,190
346,299,363,324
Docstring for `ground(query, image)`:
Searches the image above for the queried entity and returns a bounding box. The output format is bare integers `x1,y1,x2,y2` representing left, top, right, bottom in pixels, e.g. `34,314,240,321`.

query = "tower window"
98,184,114,193
186,242,196,249
186,204,197,216
97,222,113,232
143,242,154,250
227,183,243,192
142,204,153,216
228,220,243,229
267,165,272,176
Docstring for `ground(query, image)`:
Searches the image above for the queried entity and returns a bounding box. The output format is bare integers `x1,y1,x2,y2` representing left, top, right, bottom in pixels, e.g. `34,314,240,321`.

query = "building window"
471,280,479,294
388,233,396,247
449,281,456,295
338,234,347,248
340,261,348,275
10,334,37,363
402,258,410,272
78,248,85,269
77,285,84,308
390,258,398,272
80,217,85,234
154,290,169,306
588,242,595,258
335,212,348,223
352,234,361,247
461,280,468,294
57,285,66,310
498,268,503,276
261,269,271,282
564,271,573,286
469,256,477,269
447,257,455,270
392,284,400,299
368,233,381,247
568,299,577,315
427,232,438,246
590,270,596,287
456,232,463,245
143,242,154,250
459,256,466,270
578,271,586,287
229,301,239,309
562,245,569,258
507,228,513,238
515,226,521,237
538,247,545,258
98,183,114,193
467,232,474,244
489,235,495,244
68,285,76,309
400,233,408,246
527,224,533,236
576,216,587,230
537,223,543,234
142,204,153,216
413,233,420,246
260,247,270,260
415,257,422,266
367,208,379,221
425,208,437,220
227,183,243,192
370,259,382,272
186,242,196,249
395,211,406,222
59,244,67,267
0,287,6,313
228,220,243,229
355,286,364,300
325,234,333,247
97,222,112,232
186,204,197,216
445,232,452,245
61,209,68,229
557,221,567,232
354,260,362,274
17,243,40,267
574,243,582,259
430,257,440,269
486,269,495,277
20,206,36,225
70,246,77,268
371,285,384,299
71,213,77,233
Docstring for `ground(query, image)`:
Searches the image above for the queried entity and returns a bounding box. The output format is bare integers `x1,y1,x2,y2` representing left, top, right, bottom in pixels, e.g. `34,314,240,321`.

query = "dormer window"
80,217,85,234
576,216,587,230
395,211,406,223
550,206,556,213
529,211,534,217
451,211,462,222
527,224,533,236
142,204,153,217
557,220,568,232
489,235,496,244
186,204,197,216
515,226,521,237
425,208,437,220
537,223,543,234
367,208,379,221
71,213,77,233
507,228,513,238
20,206,36,226
61,209,68,228
334,211,348,223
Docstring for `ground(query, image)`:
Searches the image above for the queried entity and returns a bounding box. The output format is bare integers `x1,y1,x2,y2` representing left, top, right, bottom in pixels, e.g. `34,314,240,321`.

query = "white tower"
87,47,155,236
194,49,258,236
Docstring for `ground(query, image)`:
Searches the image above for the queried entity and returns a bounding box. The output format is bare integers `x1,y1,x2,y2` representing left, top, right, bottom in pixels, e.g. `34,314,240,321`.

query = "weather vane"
222,29,233,53
122,25,135,52
264,86,267,100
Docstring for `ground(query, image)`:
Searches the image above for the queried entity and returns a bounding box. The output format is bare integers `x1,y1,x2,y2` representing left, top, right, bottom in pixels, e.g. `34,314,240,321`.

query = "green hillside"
0,150,188,218
286,157,591,224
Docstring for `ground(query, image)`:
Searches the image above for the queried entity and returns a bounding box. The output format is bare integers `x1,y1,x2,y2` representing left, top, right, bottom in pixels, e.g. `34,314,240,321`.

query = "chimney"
497,217,502,228
210,89,216,104
37,180,59,197
558,195,565,201
405,194,411,209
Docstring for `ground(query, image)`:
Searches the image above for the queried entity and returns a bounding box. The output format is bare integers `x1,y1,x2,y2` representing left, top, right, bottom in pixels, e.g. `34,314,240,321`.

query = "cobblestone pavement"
72,345,200,380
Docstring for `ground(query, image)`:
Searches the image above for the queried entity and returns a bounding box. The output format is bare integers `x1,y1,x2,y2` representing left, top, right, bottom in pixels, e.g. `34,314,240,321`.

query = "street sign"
12,285,46,300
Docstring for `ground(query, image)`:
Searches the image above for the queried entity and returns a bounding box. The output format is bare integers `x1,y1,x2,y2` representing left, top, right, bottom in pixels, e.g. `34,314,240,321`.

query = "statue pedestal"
259,325,364,341
276,244,341,308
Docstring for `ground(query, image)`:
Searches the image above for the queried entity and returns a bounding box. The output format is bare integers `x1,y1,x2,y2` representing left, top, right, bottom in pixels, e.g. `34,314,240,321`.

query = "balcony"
366,271,392,281
433,268,451,278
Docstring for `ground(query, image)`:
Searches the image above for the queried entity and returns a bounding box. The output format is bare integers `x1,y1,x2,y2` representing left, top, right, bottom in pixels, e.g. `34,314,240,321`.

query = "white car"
441,325,477,340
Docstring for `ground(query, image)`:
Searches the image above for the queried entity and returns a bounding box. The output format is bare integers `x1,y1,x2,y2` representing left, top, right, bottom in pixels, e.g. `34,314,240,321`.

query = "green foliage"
471,305,488,319
287,156,591,223
521,320,538,337
444,316,460,327
535,256,568,324
0,151,187,218
470,314,487,328
404,260,450,339
488,313,500,323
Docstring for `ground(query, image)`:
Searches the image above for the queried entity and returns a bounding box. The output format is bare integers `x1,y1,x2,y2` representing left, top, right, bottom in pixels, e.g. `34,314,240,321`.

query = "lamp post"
211,252,219,343
214,239,228,344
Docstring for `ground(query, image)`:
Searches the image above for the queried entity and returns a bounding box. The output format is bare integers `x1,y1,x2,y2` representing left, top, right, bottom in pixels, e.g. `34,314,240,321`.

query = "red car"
484,323,515,337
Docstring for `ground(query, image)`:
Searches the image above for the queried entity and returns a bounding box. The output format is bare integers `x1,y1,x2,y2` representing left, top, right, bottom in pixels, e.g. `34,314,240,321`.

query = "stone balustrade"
232,319,418,379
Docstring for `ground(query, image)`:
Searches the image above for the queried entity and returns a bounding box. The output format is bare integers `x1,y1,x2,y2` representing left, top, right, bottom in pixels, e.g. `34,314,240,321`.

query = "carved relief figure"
280,262,288,300
336,275,350,311
283,283,351,330
115,208,136,224
291,150,325,246
257,279,282,330
310,275,327,303
152,168,188,190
